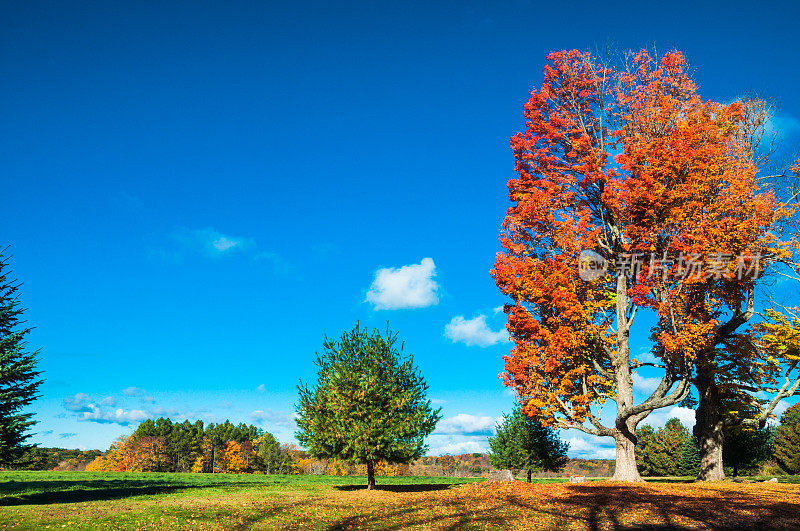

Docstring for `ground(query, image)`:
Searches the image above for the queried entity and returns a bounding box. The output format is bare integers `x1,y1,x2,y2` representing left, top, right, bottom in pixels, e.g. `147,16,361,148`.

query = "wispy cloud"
764,109,800,142
444,315,508,347
173,227,255,257
640,406,696,430
78,405,149,425
249,409,294,427
59,432,77,439
63,393,93,412
564,431,616,459
435,413,499,436
632,373,662,394
64,390,153,426
122,387,154,403
366,258,439,310
427,435,489,456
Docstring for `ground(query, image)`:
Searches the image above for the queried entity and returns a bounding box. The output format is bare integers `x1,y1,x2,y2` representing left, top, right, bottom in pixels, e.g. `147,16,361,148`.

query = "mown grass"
1,471,799,529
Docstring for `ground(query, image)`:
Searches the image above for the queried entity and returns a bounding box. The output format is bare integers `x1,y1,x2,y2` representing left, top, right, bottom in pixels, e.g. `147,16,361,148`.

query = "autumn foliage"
493,49,790,481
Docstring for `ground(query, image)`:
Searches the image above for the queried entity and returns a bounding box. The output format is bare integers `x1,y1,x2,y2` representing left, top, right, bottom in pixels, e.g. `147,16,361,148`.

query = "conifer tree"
0,251,43,465
295,323,440,489
635,418,688,477
678,435,701,477
773,404,800,474
488,405,569,482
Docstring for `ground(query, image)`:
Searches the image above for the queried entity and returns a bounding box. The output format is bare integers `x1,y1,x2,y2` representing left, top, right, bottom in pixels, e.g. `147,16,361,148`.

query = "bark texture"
695,366,725,481
366,461,376,490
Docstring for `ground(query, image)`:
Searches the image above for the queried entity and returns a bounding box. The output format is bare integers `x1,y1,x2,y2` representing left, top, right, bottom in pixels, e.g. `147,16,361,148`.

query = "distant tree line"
86,418,293,474
9,447,101,471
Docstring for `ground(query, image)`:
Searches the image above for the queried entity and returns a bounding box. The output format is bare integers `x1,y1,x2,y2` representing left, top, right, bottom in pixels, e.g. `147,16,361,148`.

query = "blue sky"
2,1,799,457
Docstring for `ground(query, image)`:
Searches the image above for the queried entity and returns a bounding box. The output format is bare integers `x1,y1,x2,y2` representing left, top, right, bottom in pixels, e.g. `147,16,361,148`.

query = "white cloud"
122,387,146,397
444,314,508,347
632,373,662,394
427,436,489,456
365,258,439,310
256,384,266,393
435,413,499,436
565,432,617,459
250,409,294,427
493,306,505,314
63,393,93,412
78,405,149,425
633,349,659,365
641,406,696,430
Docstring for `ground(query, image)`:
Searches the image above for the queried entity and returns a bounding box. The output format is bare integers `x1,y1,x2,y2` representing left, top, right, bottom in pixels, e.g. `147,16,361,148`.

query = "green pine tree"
636,418,688,477
0,251,43,465
488,405,569,482
678,435,701,477
295,323,441,489
774,404,800,474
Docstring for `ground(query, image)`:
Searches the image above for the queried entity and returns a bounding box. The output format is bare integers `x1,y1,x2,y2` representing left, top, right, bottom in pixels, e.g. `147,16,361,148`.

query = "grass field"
2,471,800,530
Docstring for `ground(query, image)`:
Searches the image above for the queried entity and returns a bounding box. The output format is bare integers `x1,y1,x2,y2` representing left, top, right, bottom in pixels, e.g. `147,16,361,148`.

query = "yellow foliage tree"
190,454,204,473
220,441,248,473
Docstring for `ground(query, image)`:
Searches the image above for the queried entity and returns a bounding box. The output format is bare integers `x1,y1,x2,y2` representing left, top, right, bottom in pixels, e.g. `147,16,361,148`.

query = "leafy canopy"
295,323,440,465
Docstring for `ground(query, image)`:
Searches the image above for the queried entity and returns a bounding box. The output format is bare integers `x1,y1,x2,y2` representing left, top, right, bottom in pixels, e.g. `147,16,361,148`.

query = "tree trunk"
695,367,725,481
527,469,532,483
610,272,643,483
366,461,376,490
611,431,644,482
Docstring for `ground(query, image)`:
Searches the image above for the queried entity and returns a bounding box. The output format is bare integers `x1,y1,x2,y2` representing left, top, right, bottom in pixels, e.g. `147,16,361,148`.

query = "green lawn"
2,471,800,530
0,471,483,529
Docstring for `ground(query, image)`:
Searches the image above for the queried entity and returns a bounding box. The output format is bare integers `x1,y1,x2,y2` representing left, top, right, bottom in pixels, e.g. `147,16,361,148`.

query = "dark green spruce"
295,323,441,490
0,251,43,465
488,405,569,482
678,435,701,477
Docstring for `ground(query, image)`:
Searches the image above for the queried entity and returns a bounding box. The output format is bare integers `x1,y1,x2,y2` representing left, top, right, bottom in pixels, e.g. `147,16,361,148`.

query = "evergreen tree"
296,323,440,489
488,405,569,482
0,252,43,465
678,435,701,477
635,418,688,476
723,425,774,477
774,404,800,474
635,425,657,476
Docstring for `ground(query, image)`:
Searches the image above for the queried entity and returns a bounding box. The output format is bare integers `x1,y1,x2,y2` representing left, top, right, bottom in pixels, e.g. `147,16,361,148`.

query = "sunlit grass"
1,471,799,529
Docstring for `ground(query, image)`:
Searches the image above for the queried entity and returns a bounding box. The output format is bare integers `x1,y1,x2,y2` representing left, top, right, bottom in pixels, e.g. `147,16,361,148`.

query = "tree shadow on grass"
334,483,453,493
505,484,800,531
0,484,191,506
326,495,509,531
0,478,258,507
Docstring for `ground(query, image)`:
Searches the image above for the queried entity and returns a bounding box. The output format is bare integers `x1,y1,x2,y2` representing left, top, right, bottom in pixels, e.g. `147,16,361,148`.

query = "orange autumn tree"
220,440,249,473
493,49,784,481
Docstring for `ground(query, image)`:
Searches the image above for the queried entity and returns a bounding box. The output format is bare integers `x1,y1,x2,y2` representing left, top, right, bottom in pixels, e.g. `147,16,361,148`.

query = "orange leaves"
493,48,789,437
